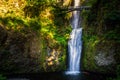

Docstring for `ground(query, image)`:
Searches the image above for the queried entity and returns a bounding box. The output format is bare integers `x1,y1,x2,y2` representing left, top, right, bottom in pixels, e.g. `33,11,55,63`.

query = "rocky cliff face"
0,25,42,73
0,0,70,74
82,0,120,73
0,25,66,74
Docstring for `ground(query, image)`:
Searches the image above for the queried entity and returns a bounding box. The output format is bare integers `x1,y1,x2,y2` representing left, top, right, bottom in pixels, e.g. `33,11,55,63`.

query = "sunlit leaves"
0,0,26,17
26,0,56,6
0,0,72,46
63,0,72,6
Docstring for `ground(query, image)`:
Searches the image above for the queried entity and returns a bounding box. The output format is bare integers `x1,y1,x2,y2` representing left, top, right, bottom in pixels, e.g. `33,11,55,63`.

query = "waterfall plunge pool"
6,71,113,80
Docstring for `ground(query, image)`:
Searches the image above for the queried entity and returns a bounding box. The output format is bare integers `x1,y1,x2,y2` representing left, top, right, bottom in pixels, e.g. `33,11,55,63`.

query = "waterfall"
66,0,82,74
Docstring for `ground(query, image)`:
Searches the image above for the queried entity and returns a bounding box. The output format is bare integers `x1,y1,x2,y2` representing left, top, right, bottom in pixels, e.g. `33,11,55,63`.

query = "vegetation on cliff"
81,0,120,73
0,0,72,73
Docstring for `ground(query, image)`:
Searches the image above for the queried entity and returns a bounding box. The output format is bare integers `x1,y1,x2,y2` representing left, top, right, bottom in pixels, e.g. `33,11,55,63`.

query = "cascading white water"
66,0,82,74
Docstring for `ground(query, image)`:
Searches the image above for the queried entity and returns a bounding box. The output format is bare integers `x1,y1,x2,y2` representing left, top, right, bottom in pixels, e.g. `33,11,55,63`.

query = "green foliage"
24,5,41,18
82,0,97,6
24,0,57,17
103,30,120,42
26,0,56,6
0,16,25,30
103,10,120,29
58,54,67,70
82,33,100,70
28,18,41,31
0,74,6,80
81,0,120,73
51,6,70,26
0,16,41,32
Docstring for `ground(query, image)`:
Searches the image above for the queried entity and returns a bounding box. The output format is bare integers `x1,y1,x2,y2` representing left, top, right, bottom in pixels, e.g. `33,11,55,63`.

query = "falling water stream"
66,0,82,74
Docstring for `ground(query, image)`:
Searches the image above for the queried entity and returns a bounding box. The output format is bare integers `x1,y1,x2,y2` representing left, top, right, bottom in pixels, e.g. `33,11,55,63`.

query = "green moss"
0,74,6,80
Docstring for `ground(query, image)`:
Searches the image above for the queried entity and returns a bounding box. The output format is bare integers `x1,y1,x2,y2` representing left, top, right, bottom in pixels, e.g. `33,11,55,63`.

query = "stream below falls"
6,72,112,80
